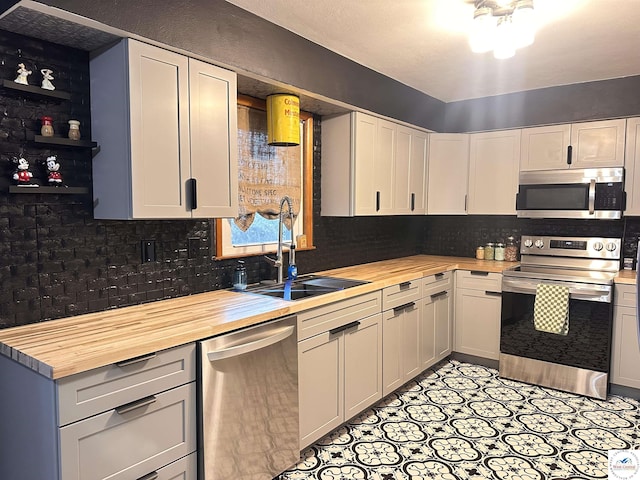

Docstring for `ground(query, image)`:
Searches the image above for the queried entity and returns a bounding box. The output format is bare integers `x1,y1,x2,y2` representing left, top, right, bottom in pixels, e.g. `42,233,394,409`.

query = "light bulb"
493,15,515,59
469,6,496,53
512,0,535,49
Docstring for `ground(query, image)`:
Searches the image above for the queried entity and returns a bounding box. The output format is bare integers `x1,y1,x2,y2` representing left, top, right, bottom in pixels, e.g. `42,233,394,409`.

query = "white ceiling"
225,0,640,103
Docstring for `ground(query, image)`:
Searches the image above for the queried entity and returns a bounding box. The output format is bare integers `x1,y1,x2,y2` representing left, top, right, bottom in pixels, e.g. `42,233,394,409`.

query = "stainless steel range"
500,235,621,399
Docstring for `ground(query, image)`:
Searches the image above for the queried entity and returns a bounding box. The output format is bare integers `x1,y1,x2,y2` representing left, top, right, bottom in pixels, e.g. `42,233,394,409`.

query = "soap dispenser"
233,260,247,290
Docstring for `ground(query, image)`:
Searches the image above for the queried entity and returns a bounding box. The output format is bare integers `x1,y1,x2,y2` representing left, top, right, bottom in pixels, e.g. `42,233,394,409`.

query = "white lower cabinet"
0,344,196,480
382,301,421,396
612,284,640,389
454,271,502,361
423,272,453,366
298,292,383,448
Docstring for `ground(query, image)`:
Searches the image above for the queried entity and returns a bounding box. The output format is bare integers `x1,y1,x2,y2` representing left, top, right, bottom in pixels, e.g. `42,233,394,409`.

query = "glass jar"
494,243,505,261
41,116,54,137
476,246,485,260
68,119,81,140
484,243,495,260
505,236,518,262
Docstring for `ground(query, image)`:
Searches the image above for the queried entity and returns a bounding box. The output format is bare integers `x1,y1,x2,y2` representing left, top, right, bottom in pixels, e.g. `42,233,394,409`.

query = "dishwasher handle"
207,325,295,361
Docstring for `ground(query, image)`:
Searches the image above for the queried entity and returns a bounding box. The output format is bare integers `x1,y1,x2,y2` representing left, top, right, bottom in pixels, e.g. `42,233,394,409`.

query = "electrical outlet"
188,237,200,259
141,240,156,262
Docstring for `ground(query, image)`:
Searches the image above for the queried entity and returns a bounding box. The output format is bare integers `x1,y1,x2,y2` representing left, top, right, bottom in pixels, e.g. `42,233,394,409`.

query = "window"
215,95,313,258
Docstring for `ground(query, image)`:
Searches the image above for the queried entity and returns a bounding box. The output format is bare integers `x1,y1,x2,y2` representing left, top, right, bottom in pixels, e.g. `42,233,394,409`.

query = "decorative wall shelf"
33,135,97,148
1,79,71,100
9,185,89,194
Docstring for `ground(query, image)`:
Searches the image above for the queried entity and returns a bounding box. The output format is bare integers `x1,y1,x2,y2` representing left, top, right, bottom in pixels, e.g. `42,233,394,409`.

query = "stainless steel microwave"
516,167,624,219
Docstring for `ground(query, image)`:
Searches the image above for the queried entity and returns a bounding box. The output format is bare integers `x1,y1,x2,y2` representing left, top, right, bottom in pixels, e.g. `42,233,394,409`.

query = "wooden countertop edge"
2,254,632,379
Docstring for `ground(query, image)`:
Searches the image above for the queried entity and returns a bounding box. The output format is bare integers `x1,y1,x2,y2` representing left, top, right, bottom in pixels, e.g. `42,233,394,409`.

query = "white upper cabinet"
321,112,427,216
427,133,469,215
624,117,640,215
468,129,521,215
90,39,237,219
520,119,625,171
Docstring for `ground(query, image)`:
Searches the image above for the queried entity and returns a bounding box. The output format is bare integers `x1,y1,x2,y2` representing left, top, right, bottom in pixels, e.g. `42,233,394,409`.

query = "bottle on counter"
232,260,247,290
484,243,495,260
505,236,518,262
476,246,485,260
494,243,505,261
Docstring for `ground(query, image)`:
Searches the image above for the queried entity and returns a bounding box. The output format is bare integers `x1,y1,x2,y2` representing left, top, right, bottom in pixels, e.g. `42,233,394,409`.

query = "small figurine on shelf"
45,155,63,185
40,68,55,90
14,63,32,85
12,157,36,186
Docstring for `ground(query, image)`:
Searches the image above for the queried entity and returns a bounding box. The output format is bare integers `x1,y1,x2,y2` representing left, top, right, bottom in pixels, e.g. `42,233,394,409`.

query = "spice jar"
476,246,485,260
41,116,54,137
494,243,505,261
505,236,518,262
68,120,81,140
484,242,495,260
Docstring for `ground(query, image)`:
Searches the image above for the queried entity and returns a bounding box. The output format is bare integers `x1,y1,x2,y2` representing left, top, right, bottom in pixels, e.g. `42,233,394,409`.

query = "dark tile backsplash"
1,29,638,329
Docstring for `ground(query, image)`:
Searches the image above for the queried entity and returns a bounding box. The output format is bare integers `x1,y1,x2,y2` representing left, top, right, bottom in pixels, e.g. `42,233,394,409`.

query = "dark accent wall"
34,0,446,131
444,76,640,133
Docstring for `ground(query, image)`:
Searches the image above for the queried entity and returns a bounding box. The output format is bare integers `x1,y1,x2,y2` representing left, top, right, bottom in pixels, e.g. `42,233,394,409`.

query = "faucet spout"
267,196,296,283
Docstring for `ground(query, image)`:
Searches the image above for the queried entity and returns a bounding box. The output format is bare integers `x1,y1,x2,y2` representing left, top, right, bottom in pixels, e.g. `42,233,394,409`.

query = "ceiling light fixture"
469,0,535,59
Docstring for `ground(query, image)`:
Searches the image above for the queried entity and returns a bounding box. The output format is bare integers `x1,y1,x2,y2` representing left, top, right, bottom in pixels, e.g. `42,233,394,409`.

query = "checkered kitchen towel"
534,283,570,335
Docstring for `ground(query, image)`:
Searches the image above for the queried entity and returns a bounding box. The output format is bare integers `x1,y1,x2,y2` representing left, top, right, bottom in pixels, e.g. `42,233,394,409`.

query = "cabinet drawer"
59,382,196,480
57,343,195,426
298,291,382,341
156,452,197,480
615,284,636,307
455,270,502,292
423,272,452,296
382,279,421,310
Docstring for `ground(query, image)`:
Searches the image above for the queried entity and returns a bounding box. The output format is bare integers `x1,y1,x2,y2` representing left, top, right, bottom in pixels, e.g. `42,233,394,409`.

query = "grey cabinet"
422,272,453,367
297,292,383,448
612,284,640,389
0,344,196,480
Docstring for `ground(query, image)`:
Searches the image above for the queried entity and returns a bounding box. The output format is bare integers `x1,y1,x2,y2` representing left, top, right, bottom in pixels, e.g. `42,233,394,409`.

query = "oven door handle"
588,179,596,215
502,277,612,303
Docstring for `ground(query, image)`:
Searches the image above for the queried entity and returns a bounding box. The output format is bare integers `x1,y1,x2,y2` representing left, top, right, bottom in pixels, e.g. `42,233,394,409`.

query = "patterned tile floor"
275,360,640,480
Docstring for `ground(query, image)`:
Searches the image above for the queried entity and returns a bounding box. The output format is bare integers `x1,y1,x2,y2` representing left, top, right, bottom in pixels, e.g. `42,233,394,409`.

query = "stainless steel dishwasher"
198,315,299,479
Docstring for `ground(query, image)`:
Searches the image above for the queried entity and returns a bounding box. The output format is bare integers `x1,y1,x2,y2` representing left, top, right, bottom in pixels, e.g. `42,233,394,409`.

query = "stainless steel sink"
240,275,369,301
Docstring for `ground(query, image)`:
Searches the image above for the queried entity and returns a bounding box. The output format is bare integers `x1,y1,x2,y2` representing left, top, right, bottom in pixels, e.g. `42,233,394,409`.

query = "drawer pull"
435,273,445,279
137,473,159,480
116,395,157,415
399,281,412,289
430,291,448,300
393,301,416,314
485,291,502,297
116,352,157,368
470,271,489,276
329,321,361,335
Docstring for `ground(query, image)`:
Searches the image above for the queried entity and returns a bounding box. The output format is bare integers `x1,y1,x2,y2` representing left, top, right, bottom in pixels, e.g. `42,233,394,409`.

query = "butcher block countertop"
0,255,525,380
614,269,636,285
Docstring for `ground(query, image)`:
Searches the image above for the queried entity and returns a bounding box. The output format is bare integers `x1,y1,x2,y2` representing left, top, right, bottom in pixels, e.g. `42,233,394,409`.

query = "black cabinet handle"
435,273,445,279
136,472,159,480
393,301,416,314
116,395,157,415
410,193,415,211
399,281,412,289
430,291,448,300
116,352,156,368
485,291,502,297
188,178,197,209
470,271,489,276
376,191,380,211
567,145,573,165
329,320,361,335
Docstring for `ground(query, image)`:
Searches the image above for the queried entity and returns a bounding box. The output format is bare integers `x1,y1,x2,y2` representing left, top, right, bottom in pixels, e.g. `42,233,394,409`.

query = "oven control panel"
520,236,621,260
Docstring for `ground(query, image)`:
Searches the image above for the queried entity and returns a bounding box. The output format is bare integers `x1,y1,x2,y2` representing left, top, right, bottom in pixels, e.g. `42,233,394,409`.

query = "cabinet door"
394,127,427,215
427,133,469,214
353,112,378,215
374,118,396,215
382,304,421,396
420,296,437,370
468,129,521,215
454,288,501,360
128,40,191,218
188,58,238,218
624,117,640,215
570,119,625,168
611,305,640,389
434,290,453,362
520,124,572,171
298,332,343,448
344,314,383,419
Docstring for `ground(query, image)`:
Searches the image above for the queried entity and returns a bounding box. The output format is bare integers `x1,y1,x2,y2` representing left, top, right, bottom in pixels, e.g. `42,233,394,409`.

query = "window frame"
214,94,314,259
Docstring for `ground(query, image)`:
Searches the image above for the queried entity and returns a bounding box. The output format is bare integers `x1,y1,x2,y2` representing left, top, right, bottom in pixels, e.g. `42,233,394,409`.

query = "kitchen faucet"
264,196,296,283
